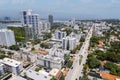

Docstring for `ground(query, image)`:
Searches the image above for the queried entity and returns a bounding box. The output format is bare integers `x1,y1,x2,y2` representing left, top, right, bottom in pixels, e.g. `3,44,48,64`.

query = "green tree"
66,60,73,68
64,28,73,36
96,52,120,63
50,76,57,80
95,50,104,54
59,75,65,80
32,39,41,45
0,55,7,59
64,54,70,61
84,64,88,70
8,27,25,42
31,47,35,51
9,45,20,51
43,32,52,40
0,50,5,54
40,43,50,49
108,41,120,54
81,75,90,80
110,68,117,75
87,57,100,69
90,36,99,44
7,52,14,58
35,67,41,72
104,62,120,76
95,50,107,61
80,38,85,42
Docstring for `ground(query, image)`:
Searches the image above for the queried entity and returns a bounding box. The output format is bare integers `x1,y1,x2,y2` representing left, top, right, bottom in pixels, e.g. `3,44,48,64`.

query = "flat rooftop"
11,76,26,80
26,70,51,80
39,55,64,63
2,58,22,67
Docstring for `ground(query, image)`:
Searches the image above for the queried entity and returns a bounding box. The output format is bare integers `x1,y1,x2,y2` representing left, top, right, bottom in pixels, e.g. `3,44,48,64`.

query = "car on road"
79,76,81,80
71,66,73,69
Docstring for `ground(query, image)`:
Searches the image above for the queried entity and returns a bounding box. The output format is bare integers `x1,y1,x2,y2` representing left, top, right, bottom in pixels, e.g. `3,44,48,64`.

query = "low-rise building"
49,68,62,80
2,58,23,75
23,52,38,63
49,44,70,58
37,55,64,69
11,76,26,80
100,72,120,80
0,63,4,76
26,70,51,80
98,40,104,48
73,24,79,30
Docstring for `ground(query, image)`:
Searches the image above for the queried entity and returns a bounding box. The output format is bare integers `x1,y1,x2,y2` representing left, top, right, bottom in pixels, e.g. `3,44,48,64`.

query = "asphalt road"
65,26,93,80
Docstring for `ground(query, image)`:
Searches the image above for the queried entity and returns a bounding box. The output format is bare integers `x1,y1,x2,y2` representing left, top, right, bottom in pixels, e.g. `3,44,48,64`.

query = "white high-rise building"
20,9,40,39
62,36,76,50
39,21,51,32
0,29,15,47
21,9,32,26
69,32,81,42
54,30,66,40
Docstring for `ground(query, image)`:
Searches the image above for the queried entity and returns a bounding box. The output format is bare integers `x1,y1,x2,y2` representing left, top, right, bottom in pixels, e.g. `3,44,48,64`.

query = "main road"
65,26,93,80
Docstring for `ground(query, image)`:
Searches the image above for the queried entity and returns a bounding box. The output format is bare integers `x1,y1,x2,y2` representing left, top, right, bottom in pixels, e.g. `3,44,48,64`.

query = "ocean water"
0,23,21,29
0,24,7,29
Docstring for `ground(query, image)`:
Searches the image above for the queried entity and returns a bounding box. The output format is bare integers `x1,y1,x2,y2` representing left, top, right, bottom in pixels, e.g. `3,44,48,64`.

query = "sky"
0,0,120,20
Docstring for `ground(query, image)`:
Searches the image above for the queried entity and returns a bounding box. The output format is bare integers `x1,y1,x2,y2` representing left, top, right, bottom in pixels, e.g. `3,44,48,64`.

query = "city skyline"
0,0,120,20
0,1,120,80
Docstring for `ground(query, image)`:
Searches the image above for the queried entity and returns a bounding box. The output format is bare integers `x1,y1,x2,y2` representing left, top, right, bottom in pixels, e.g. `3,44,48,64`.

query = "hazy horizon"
0,0,120,20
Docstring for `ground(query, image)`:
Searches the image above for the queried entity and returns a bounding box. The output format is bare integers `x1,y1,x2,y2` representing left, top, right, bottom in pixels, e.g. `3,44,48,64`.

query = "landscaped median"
79,55,83,65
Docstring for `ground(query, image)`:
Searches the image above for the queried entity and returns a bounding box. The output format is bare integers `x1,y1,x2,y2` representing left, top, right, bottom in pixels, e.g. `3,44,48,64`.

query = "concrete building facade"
21,9,40,39
37,55,64,69
48,15,53,26
62,36,76,50
39,21,51,32
2,58,23,75
0,29,15,47
54,30,66,40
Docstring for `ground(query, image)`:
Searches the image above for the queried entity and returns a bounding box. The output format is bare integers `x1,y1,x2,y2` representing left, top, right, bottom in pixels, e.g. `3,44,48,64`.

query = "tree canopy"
104,62,120,76
8,27,25,42
87,54,100,69
9,45,20,51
